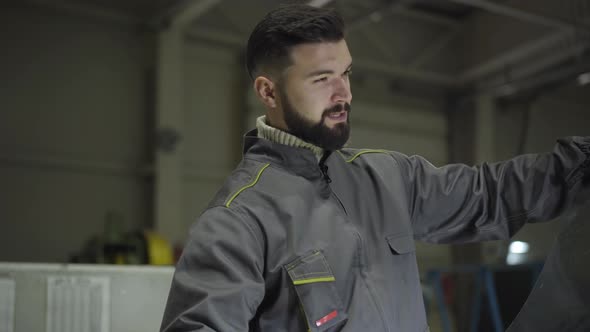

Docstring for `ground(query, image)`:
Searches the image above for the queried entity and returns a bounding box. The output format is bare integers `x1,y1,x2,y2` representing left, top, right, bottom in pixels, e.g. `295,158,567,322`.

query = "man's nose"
331,77,352,104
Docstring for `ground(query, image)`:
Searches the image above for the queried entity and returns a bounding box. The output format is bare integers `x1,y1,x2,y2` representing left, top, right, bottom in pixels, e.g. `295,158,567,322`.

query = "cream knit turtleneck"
256,116,324,158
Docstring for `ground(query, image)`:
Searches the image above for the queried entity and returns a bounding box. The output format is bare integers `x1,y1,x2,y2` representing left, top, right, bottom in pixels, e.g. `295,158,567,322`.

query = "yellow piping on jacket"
338,149,389,163
225,163,270,208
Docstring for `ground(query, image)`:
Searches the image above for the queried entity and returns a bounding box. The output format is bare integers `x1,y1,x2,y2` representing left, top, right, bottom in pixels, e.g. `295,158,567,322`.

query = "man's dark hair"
245,4,345,80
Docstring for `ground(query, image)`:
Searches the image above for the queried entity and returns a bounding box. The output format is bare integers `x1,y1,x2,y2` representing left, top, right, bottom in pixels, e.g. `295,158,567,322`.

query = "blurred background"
0,0,589,331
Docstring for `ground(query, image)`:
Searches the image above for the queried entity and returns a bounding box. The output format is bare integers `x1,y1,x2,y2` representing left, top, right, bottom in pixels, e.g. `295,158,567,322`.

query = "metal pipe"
459,30,571,82
348,1,460,32
448,0,584,32
307,0,335,8
408,27,462,68
476,43,590,93
391,7,460,28
0,155,152,177
19,0,143,26
150,0,222,29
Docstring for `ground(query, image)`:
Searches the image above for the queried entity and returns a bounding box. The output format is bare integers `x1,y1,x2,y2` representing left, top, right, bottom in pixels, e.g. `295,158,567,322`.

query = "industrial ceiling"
12,0,590,100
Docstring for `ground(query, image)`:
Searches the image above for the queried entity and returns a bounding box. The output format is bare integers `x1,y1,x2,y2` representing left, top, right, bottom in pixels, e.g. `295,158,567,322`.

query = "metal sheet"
0,278,15,332
0,264,174,332
507,202,590,331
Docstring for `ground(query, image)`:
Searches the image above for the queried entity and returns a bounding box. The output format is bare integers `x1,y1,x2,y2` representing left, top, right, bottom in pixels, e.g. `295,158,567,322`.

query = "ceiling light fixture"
509,241,530,254
577,72,590,86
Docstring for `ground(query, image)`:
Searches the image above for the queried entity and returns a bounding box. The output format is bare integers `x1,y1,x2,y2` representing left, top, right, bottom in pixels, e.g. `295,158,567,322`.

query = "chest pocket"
385,233,422,306
285,250,348,331
386,233,415,255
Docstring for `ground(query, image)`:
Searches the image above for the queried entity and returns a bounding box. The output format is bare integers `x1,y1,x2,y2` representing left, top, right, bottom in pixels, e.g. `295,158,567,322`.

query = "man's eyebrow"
306,69,334,78
306,63,353,78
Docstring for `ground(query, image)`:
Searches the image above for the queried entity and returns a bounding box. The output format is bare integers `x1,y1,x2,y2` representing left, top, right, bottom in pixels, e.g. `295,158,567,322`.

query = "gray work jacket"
161,131,590,332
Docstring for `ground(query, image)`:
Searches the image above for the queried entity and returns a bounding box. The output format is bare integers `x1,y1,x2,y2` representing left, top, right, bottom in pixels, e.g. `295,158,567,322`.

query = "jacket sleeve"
160,206,265,331
390,136,590,244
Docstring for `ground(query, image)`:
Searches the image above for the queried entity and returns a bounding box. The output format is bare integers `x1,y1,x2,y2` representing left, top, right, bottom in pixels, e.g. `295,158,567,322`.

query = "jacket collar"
243,129,332,180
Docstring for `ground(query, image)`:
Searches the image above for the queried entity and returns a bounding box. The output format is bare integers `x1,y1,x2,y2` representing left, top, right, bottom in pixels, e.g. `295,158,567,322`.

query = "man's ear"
253,76,278,109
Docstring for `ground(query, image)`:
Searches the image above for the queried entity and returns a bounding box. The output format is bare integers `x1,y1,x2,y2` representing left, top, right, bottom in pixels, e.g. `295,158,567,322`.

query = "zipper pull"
319,151,332,183
320,164,332,183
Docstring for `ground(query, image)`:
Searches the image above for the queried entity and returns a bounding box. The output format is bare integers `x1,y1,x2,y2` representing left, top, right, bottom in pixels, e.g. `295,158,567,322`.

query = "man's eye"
344,70,352,76
313,77,328,83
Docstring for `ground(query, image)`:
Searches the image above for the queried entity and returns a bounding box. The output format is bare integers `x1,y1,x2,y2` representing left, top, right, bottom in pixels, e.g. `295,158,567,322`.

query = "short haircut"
245,4,345,80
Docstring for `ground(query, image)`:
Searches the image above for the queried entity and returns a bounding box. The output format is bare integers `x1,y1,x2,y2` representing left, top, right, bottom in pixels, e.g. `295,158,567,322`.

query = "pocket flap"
284,250,347,331
386,234,415,254
285,250,335,285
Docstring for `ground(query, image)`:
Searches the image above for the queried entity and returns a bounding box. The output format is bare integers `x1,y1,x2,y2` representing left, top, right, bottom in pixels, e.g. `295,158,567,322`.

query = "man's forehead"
288,40,352,69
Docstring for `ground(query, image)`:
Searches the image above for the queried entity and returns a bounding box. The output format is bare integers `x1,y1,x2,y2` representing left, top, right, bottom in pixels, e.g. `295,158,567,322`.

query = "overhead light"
577,72,590,86
506,252,526,265
506,241,530,265
509,241,529,254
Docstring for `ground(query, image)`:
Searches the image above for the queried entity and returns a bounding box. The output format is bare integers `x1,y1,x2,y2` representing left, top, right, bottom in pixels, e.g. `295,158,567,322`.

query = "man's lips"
326,110,348,121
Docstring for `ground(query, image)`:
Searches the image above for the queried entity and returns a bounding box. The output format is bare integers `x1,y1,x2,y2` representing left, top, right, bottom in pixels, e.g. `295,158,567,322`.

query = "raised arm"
392,136,590,244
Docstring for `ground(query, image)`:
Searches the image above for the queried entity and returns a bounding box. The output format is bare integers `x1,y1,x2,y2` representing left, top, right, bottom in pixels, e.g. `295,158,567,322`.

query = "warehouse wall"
181,42,245,232
0,6,153,262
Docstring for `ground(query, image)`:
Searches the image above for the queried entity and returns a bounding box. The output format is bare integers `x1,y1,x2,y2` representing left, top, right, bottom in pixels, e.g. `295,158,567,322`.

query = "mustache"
323,103,351,117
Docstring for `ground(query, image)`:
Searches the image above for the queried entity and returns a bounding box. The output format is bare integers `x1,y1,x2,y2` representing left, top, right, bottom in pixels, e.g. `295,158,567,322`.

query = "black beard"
280,91,351,151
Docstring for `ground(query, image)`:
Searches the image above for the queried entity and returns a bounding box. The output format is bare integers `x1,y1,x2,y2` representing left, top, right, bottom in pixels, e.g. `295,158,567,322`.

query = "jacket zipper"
318,155,390,332
319,152,332,184
318,154,347,214
319,162,332,183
